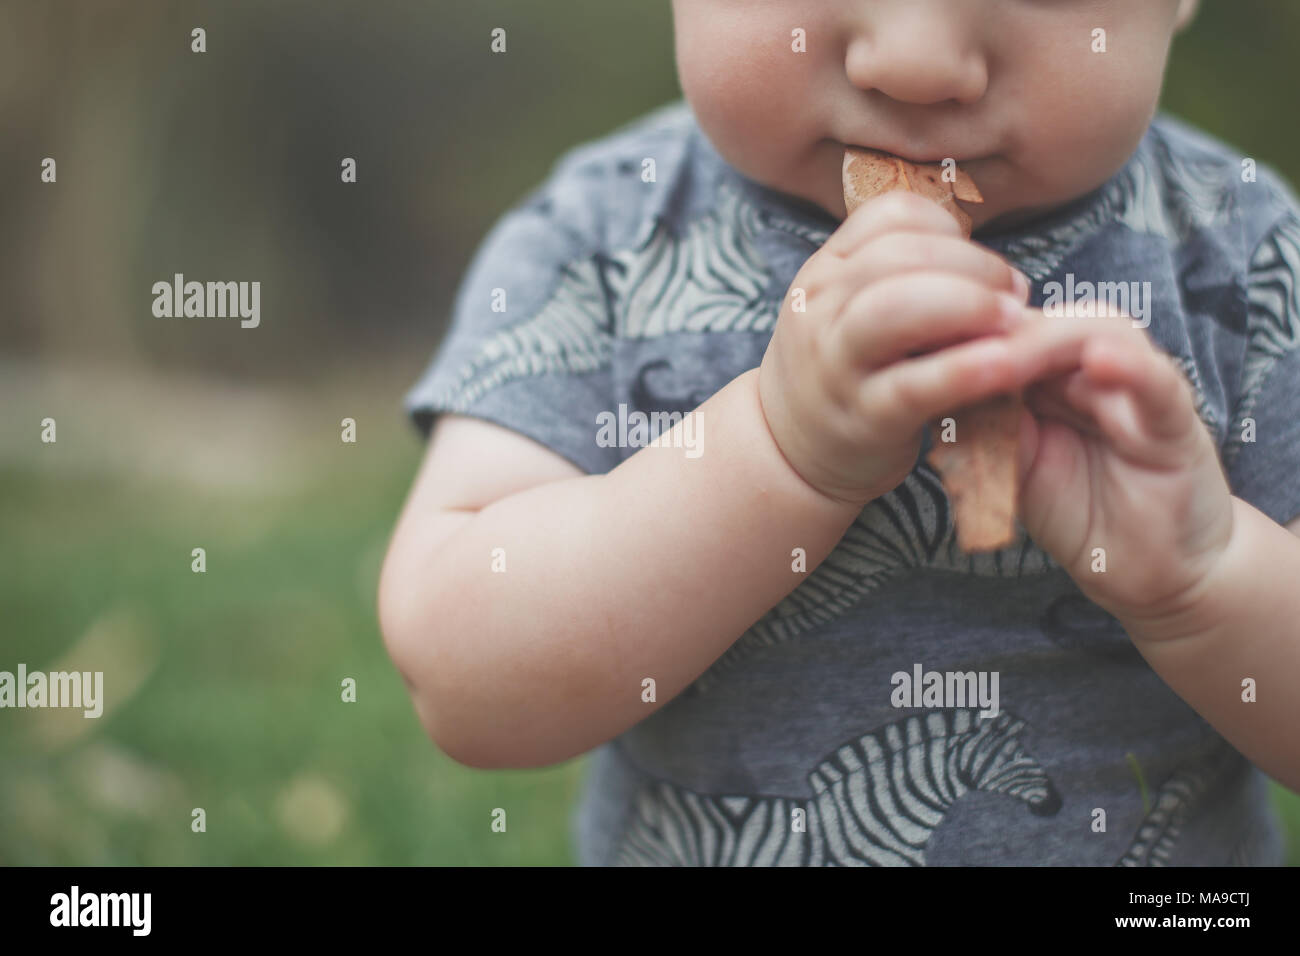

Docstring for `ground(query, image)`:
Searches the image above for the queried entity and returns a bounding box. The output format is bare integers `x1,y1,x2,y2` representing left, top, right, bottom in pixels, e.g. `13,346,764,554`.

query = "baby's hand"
758,190,1030,506
1009,311,1235,626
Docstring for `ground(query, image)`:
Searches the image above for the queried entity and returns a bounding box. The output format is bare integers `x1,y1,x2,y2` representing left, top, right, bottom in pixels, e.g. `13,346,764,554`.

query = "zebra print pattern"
614,709,1061,866
429,255,613,413
1113,131,1239,244
1223,213,1300,469
689,464,1057,694
1116,736,1242,867
980,127,1237,282
428,180,781,410
611,184,778,338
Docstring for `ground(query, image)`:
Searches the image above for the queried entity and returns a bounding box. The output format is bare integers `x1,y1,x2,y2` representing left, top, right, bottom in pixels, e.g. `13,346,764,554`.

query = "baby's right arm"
378,191,1029,770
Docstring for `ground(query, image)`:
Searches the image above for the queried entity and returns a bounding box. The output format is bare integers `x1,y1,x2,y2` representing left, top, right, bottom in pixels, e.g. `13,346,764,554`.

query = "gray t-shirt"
405,100,1300,866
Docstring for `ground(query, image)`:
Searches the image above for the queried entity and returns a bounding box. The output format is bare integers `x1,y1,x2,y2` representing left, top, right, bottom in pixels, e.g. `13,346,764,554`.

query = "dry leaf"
842,146,1021,551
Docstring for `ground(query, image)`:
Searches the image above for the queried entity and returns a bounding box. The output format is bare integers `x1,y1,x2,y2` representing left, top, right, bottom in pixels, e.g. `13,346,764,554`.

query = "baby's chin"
808,171,1073,238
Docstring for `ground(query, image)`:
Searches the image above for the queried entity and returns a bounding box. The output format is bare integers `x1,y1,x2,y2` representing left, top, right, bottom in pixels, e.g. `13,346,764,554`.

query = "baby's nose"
845,9,988,106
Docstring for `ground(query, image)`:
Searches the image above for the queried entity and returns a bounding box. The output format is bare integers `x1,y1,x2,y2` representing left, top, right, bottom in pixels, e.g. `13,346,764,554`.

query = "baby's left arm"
1114,498,1300,793
986,308,1300,791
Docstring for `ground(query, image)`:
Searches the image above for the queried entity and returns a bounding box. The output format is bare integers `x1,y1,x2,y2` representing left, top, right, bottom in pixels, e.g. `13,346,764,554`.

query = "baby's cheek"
678,26,821,176
1017,57,1161,202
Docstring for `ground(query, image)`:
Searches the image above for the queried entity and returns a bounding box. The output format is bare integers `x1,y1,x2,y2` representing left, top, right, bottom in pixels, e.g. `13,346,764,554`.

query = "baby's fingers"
1079,333,1200,444
858,336,1015,435
1025,372,1103,437
1000,313,1202,448
826,190,964,257
1061,375,1147,455
843,232,1029,299
835,272,1023,368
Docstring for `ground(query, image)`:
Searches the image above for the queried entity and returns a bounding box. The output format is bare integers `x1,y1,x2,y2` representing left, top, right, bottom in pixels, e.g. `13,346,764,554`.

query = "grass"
0,431,585,865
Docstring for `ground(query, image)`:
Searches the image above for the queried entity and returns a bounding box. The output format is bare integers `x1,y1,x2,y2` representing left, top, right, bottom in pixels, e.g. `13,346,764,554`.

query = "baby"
379,0,1300,865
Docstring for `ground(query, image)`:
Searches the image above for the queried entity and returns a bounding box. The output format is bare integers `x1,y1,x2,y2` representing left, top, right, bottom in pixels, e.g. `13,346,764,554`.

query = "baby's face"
671,0,1192,233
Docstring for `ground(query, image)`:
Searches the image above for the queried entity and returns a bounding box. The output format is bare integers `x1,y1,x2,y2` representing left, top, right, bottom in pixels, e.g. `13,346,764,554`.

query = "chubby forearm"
386,368,862,769
1117,496,1300,792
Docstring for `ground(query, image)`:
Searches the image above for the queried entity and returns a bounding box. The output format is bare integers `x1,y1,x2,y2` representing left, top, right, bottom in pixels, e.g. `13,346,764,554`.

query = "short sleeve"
403,152,621,475
1223,213,1300,527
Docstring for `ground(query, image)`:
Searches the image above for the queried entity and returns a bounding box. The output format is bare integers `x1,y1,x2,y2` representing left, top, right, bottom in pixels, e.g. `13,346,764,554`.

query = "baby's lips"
842,146,984,237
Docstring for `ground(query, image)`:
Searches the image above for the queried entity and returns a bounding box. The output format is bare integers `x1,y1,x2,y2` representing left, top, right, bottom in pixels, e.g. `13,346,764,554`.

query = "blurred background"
1,0,1297,865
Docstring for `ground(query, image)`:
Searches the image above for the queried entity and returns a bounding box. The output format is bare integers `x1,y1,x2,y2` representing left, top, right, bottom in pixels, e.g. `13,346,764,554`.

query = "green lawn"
0,433,585,865
2,413,1297,865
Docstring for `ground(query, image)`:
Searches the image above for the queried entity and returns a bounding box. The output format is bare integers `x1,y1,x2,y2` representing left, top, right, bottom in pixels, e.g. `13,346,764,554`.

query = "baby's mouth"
851,145,988,167
839,136,993,168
